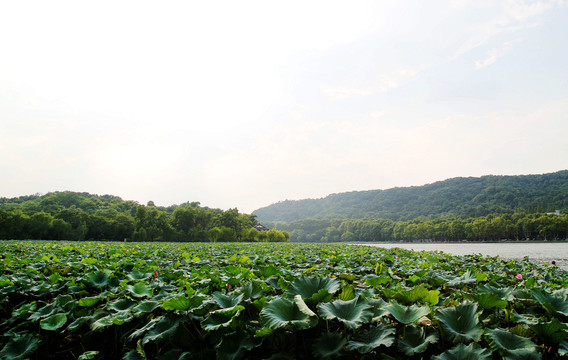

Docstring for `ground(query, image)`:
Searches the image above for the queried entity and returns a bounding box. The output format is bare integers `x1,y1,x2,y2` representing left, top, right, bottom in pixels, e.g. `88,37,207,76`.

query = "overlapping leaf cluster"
1,241,567,359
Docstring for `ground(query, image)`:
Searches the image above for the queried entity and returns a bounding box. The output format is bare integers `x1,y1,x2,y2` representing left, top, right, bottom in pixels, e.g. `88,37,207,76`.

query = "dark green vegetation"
269,213,568,242
1,241,567,359
0,192,288,242
254,170,568,222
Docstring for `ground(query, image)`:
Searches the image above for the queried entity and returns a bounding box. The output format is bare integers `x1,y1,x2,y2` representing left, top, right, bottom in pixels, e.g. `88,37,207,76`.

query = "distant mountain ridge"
253,170,568,222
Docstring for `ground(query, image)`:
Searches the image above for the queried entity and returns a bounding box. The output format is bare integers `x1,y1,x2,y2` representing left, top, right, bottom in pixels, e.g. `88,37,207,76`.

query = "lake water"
362,242,568,271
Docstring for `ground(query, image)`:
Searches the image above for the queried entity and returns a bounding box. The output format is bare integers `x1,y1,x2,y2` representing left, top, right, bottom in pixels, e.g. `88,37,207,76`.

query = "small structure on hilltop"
253,224,270,231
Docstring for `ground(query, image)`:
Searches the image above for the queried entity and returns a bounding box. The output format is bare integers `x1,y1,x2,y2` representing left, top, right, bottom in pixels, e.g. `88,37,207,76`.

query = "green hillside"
254,170,568,223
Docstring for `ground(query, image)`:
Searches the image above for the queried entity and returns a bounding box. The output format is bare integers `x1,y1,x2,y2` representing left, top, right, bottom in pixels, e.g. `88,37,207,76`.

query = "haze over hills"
253,170,568,223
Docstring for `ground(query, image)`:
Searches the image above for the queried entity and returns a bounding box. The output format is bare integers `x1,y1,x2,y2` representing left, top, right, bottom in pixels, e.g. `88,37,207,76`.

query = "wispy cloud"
322,87,374,100
455,0,563,57
475,38,523,69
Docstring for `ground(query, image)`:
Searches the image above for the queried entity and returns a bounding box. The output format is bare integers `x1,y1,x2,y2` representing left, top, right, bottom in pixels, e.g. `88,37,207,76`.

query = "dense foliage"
0,192,289,243
1,241,567,359
253,170,568,222
268,212,568,242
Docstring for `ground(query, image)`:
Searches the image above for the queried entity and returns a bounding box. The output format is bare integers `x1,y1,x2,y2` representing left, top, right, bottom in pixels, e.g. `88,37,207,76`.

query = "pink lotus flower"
515,273,523,280
226,284,232,289
154,271,159,277
396,256,400,261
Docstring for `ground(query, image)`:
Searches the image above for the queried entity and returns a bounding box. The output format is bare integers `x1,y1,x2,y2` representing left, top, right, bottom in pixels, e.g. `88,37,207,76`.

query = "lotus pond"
1,241,567,360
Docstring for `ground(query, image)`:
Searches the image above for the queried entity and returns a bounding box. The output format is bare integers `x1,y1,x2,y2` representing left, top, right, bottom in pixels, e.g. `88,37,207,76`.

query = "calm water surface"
363,242,568,271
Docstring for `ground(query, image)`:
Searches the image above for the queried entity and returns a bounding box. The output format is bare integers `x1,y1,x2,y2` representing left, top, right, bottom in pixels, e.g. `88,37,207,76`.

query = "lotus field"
1,241,568,359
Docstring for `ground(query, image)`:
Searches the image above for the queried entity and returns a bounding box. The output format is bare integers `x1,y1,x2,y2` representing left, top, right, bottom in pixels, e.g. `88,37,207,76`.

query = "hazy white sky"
1,0,567,213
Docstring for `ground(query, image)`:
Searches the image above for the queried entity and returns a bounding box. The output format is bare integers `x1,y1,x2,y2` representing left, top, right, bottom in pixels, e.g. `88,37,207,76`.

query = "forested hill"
253,170,568,223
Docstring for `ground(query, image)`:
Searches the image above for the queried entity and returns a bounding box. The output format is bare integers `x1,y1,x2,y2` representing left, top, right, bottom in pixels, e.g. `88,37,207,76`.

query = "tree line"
267,212,568,242
254,170,568,222
0,192,289,242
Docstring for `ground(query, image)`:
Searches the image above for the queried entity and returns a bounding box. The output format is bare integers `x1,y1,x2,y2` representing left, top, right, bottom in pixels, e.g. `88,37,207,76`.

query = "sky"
1,0,567,213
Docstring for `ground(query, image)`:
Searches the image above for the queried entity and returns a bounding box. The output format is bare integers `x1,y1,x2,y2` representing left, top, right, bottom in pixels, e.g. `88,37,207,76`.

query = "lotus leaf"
286,277,340,303
396,325,438,355
40,313,67,330
531,289,568,316
108,298,137,312
87,271,109,287
202,306,244,331
486,328,538,355
384,301,431,325
435,302,483,343
133,300,160,314
260,296,318,330
318,297,372,329
529,318,568,345
312,332,347,359
0,334,39,360
78,296,103,307
162,294,204,311
433,343,491,360
215,331,261,360
127,283,153,298
213,292,244,309
346,323,395,354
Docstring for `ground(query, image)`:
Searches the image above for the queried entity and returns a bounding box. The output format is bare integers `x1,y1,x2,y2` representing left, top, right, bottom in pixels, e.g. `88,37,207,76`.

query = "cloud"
475,38,523,69
455,0,563,58
322,87,374,100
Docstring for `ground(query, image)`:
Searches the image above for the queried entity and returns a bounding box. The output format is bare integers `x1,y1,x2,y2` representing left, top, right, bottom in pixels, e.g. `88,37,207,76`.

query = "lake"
362,242,568,271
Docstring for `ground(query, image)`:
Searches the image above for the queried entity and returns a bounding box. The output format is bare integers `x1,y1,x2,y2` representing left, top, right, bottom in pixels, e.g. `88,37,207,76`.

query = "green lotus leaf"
260,296,318,330
40,313,67,331
240,280,265,300
202,306,244,332
108,298,137,312
213,292,244,309
78,351,99,360
127,283,153,298
346,323,396,354
215,331,261,360
446,270,477,287
312,332,347,359
478,284,514,301
87,271,110,287
365,297,389,321
436,302,483,343
162,294,204,311
318,297,372,329
78,295,103,307
257,265,279,278
559,340,568,356
286,277,340,303
159,349,192,360
142,316,183,345
28,302,57,321
469,292,507,310
529,318,568,345
503,350,542,360
433,343,492,360
396,325,439,355
392,285,439,306
0,334,39,360
91,312,134,331
532,289,568,316
66,316,90,332
364,274,390,288
133,300,160,314
127,270,151,280
486,328,538,355
254,327,273,337
123,349,145,360
384,301,431,325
